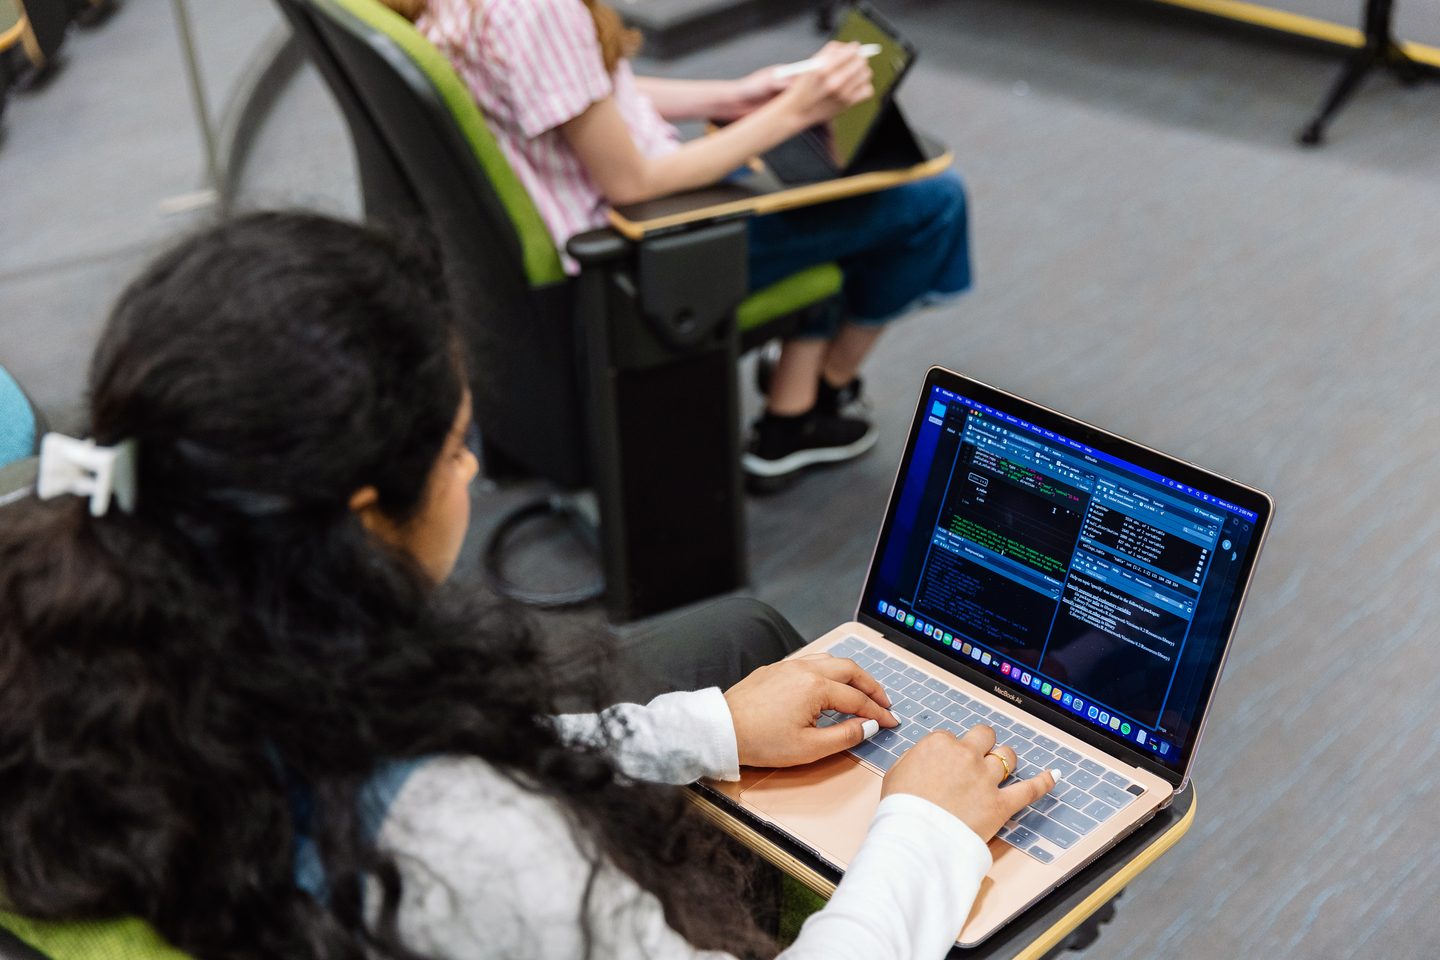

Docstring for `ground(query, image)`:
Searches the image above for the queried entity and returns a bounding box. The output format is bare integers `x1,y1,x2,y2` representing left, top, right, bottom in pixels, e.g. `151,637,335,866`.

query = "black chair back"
295,0,589,487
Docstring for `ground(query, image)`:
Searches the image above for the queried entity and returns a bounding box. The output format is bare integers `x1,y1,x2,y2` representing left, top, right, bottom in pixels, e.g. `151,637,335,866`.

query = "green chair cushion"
737,263,843,334
0,913,193,960
322,0,567,287
777,874,827,946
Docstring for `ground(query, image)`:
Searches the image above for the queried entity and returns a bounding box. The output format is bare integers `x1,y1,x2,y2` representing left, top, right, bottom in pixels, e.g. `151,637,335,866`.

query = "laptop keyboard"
821,635,1146,864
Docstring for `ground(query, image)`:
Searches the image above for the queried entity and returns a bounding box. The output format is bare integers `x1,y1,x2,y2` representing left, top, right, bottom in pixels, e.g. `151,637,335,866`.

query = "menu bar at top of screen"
930,388,1259,521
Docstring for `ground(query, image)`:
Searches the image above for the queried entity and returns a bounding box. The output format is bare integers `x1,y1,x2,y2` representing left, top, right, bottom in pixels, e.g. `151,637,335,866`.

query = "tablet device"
762,3,919,183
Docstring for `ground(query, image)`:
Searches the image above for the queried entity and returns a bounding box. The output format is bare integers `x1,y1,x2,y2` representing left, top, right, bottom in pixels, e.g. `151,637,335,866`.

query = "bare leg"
767,339,827,415
821,323,883,389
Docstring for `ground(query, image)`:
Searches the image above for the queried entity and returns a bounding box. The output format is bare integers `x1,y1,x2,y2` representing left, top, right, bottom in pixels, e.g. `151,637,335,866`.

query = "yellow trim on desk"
0,14,29,54
686,791,839,900
1009,796,1197,960
687,789,1196,958
608,151,954,241
19,14,41,66
1150,0,1440,68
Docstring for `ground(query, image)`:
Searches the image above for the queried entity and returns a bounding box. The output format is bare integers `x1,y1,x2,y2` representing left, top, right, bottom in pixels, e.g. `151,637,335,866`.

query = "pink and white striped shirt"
417,0,681,273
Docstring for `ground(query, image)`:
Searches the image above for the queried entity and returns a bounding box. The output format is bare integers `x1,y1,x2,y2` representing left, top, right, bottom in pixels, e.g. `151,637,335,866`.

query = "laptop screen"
860,373,1269,776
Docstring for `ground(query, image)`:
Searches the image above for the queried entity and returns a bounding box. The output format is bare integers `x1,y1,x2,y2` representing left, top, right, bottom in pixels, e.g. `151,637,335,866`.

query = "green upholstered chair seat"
0,913,193,960
738,263,842,335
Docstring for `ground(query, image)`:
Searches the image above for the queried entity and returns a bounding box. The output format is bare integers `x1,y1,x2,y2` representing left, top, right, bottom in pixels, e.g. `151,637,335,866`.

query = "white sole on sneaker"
741,424,880,478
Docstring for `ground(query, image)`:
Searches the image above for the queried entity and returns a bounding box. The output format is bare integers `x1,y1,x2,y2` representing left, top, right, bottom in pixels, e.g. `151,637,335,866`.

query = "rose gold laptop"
708,368,1272,946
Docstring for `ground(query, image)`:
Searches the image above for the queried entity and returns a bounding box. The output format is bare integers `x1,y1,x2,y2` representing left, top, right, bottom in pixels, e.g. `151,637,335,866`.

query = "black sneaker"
816,375,867,419
742,408,879,492
753,345,867,419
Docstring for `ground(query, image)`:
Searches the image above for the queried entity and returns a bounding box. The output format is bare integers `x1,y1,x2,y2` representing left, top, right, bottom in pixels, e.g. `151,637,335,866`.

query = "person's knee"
711,597,806,663
922,172,967,231
882,173,967,244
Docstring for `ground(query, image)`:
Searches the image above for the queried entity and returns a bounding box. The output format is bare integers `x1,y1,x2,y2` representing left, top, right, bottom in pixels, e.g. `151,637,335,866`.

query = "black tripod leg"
1298,48,1378,145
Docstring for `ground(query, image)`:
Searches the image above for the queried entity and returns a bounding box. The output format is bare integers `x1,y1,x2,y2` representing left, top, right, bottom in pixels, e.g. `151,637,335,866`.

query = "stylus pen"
774,43,884,79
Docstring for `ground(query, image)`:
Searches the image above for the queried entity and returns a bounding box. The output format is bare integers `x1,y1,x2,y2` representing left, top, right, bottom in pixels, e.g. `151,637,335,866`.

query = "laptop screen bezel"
852,367,1273,789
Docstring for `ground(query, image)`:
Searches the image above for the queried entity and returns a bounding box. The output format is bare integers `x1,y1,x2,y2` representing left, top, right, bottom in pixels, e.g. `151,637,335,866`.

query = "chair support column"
573,223,751,622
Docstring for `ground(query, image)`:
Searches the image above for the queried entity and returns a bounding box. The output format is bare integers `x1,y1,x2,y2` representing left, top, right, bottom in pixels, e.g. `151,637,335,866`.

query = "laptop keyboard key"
1011,724,1037,740
1019,812,1079,849
1022,746,1055,767
912,710,943,729
902,667,927,683
1127,784,1146,797
1102,771,1133,790
968,704,992,719
895,721,927,742
923,692,950,711
893,699,924,719
944,689,972,707
941,704,971,723
1034,734,1059,751
1089,782,1133,809
1055,747,1082,764
1048,804,1098,835
851,741,897,770
1085,799,1118,822
1028,845,1055,864
1005,825,1040,849
987,713,1014,729
1068,769,1100,791
924,678,949,694
1079,758,1105,776
871,728,905,751
1031,793,1060,814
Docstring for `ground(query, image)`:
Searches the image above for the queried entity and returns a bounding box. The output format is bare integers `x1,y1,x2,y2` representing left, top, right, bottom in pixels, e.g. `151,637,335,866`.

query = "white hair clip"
36,433,138,517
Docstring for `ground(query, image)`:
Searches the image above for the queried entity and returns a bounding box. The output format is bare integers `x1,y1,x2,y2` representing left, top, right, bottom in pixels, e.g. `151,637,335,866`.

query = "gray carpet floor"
3,0,1440,957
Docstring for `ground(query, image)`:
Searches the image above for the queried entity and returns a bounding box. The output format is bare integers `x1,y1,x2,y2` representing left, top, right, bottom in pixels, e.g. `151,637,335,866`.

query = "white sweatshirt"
375,688,992,959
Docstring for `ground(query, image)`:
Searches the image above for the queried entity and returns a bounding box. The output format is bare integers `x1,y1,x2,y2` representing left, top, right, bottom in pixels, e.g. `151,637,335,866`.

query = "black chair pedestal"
573,222,750,622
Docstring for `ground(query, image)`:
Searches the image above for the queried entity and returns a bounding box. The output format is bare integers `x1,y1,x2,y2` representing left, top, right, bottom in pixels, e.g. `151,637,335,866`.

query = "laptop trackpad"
739,753,883,868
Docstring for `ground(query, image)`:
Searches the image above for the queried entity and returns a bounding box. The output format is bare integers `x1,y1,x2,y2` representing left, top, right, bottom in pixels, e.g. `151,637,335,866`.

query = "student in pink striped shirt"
387,0,972,490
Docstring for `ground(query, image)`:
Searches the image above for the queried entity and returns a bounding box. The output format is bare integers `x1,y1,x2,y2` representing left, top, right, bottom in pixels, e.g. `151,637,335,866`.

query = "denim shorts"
747,170,972,339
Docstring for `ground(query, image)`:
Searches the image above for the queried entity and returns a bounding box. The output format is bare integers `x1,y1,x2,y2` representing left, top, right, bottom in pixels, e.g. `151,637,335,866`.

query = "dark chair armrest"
567,228,631,268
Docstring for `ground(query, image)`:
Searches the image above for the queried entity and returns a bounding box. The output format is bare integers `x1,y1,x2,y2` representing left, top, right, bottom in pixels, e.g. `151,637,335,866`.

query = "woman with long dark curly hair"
0,212,1051,960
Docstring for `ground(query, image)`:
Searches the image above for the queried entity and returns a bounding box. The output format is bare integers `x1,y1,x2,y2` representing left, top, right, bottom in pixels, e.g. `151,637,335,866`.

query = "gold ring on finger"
985,750,1011,779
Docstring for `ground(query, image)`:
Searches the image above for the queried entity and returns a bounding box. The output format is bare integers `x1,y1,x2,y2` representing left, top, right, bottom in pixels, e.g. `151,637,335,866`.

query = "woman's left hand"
723,655,897,768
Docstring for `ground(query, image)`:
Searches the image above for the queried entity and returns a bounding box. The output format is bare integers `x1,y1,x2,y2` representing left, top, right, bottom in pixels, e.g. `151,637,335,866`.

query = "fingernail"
885,709,898,725
1049,768,1063,782
861,719,880,739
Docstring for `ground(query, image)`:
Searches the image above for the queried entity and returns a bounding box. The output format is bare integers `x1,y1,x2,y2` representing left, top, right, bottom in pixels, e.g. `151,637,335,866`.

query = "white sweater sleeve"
779,793,993,959
378,758,992,960
552,687,741,784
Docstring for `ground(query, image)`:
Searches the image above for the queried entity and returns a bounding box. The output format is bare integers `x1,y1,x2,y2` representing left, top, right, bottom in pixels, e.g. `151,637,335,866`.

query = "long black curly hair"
0,213,773,959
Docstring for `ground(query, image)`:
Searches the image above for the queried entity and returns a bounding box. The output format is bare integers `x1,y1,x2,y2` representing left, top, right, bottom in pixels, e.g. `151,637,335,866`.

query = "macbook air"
705,367,1272,946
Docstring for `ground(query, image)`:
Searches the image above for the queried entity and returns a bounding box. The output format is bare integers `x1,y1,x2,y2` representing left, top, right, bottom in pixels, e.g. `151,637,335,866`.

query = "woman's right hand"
780,41,875,128
881,724,1058,841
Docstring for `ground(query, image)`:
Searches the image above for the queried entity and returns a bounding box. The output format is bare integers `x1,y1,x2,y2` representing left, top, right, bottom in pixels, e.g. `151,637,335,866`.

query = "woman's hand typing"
883,724,1057,841
724,654,897,768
